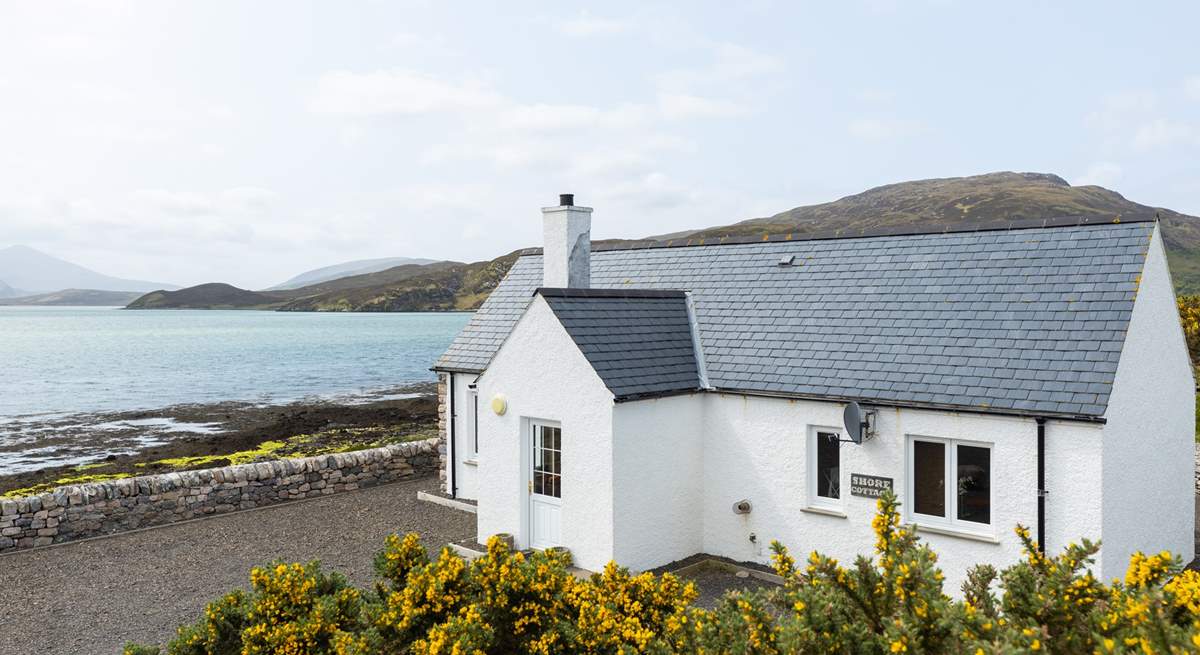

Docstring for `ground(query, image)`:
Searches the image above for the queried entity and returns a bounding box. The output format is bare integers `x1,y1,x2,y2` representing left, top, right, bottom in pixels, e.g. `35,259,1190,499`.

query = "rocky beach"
0,383,439,497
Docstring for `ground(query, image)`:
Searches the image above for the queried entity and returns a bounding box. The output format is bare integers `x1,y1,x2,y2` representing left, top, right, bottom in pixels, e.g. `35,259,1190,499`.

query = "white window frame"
806,426,844,511
465,388,478,459
905,435,994,536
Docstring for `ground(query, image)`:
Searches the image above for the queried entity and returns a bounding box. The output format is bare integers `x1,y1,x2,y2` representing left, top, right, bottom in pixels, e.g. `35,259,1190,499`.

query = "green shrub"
127,492,1200,654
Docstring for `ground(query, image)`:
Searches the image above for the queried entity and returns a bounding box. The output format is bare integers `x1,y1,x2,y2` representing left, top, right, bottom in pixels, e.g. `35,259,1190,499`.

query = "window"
807,428,841,508
908,436,992,531
532,424,561,498
465,388,478,458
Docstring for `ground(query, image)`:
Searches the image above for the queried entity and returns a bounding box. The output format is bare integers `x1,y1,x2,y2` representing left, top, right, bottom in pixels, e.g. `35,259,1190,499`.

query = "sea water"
0,306,470,418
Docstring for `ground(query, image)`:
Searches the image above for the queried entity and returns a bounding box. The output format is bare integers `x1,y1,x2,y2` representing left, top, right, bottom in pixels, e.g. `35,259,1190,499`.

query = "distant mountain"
0,280,26,299
127,172,1200,312
126,258,499,311
0,289,143,306
267,257,438,290
127,283,286,310
661,171,1200,292
0,245,180,294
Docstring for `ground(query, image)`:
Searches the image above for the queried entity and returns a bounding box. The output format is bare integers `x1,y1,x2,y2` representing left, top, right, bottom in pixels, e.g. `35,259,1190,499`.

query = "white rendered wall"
444,372,480,501
1100,224,1195,579
473,296,616,570
611,394,706,570
699,393,1102,593
542,205,591,288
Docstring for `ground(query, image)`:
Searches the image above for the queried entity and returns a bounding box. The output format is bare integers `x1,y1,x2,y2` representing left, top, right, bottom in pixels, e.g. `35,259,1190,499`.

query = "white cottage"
432,195,1194,590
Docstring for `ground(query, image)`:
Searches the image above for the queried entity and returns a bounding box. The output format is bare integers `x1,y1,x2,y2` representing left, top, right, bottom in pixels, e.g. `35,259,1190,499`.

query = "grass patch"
2,472,127,499
2,425,437,499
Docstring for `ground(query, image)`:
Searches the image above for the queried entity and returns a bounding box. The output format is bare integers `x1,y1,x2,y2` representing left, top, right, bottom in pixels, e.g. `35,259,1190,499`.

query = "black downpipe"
448,374,457,498
1036,418,1046,553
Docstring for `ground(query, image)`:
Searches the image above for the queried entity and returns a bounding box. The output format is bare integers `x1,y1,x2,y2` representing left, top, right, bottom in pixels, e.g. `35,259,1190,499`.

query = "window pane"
913,441,945,517
956,445,990,524
816,431,840,499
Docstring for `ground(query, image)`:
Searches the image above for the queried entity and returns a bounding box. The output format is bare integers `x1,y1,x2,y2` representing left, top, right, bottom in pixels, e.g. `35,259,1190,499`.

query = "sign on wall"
850,473,893,498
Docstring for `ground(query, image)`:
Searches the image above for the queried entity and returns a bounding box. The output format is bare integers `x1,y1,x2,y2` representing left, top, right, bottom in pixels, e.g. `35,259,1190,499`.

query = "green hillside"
128,172,1200,312
674,172,1200,293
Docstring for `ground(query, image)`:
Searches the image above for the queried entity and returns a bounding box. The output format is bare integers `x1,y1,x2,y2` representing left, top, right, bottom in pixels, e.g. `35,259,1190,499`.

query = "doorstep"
448,537,593,579
416,490,477,514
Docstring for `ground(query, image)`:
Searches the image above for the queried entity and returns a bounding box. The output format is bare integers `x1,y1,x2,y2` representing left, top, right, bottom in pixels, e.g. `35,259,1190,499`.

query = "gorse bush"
125,492,1200,654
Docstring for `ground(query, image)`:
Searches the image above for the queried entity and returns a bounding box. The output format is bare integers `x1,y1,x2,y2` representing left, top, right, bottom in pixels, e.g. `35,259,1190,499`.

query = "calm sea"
0,307,470,418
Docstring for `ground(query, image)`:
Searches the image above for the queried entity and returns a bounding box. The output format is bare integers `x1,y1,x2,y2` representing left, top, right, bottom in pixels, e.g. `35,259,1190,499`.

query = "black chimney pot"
559,193,574,206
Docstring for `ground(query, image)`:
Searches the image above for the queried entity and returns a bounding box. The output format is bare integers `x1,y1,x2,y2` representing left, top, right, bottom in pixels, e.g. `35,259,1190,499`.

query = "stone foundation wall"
0,438,439,554
437,373,449,493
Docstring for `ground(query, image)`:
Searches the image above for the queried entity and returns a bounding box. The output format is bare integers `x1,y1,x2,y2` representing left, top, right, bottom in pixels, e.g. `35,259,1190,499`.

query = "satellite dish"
843,401,876,444
843,402,864,444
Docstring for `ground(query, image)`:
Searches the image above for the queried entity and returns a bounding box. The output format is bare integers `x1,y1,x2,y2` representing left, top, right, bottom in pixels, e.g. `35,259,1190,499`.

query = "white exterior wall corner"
1100,224,1195,580
611,393,706,570
447,371,481,501
700,393,1083,594
473,296,617,570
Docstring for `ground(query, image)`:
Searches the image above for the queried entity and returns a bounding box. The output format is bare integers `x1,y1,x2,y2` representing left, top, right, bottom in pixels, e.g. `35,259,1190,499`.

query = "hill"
127,172,1200,312
0,280,25,299
0,289,143,306
126,257,507,312
666,172,1200,292
127,283,287,310
0,245,180,294
267,256,438,290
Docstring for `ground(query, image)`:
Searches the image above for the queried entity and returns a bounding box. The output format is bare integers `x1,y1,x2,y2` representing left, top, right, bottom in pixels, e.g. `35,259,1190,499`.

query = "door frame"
521,417,562,550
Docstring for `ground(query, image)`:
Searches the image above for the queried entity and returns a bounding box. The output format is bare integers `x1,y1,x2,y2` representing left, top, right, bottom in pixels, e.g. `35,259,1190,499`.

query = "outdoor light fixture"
490,393,508,416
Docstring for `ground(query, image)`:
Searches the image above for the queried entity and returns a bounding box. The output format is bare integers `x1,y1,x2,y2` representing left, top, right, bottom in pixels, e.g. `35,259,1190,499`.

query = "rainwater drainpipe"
448,374,457,498
1036,417,1047,554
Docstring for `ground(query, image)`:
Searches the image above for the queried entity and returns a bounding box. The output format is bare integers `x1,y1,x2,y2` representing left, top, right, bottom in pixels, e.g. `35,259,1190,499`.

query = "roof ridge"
516,213,1156,256
536,287,687,299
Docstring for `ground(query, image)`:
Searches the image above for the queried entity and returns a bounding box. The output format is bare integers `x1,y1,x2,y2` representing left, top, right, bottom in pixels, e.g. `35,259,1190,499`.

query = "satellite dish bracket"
842,401,878,445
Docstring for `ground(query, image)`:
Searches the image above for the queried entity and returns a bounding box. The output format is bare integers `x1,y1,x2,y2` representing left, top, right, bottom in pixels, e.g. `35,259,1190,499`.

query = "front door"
528,422,562,550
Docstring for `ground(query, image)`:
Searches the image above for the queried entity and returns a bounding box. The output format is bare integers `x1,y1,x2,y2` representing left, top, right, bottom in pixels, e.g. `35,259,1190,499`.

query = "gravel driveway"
0,476,474,655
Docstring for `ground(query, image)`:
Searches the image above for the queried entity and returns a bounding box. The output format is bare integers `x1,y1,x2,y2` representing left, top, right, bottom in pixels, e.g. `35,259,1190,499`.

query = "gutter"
448,374,457,498
707,387,1108,425
1036,418,1047,553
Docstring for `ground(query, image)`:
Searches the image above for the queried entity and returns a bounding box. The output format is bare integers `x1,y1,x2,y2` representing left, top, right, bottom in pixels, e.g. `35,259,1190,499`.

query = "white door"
529,422,562,550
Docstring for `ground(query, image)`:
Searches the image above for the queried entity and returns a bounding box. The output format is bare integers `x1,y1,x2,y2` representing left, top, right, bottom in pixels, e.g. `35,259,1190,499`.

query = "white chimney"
542,193,591,288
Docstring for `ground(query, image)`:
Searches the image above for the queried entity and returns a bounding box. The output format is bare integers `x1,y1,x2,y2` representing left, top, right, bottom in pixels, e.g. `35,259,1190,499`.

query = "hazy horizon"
2,1,1198,288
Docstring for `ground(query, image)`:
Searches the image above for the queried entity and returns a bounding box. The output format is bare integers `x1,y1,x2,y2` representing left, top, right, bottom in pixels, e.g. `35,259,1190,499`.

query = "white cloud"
556,12,630,37
1132,118,1199,150
1074,162,1123,187
1084,90,1158,132
309,70,503,116
657,93,747,119
1185,76,1200,101
499,103,649,132
847,117,921,141
658,42,783,89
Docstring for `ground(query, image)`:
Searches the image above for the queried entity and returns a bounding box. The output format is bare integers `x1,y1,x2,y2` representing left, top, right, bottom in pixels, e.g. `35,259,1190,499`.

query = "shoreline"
0,383,439,497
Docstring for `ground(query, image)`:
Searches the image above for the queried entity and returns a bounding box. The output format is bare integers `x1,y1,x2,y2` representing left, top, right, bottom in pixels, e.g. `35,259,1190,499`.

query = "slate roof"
538,288,703,400
435,219,1156,419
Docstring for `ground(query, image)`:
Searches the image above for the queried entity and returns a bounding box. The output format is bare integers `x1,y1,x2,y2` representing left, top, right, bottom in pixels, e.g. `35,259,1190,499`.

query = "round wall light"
491,393,508,416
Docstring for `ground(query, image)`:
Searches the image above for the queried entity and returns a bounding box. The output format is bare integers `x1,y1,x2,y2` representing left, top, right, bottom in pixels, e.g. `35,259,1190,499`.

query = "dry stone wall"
0,438,439,554
438,374,449,493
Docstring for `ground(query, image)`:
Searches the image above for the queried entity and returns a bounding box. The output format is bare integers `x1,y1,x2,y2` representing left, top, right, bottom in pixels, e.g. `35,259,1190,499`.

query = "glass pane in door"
533,425,561,498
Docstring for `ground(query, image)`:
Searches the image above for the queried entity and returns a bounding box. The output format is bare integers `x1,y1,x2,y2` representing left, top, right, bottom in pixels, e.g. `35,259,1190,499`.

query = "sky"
0,1,1197,289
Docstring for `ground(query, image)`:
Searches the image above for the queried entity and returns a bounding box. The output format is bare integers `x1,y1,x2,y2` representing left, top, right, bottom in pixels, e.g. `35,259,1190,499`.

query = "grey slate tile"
434,221,1154,417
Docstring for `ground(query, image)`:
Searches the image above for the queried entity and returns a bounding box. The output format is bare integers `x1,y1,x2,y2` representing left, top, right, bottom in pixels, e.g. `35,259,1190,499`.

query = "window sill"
801,506,847,518
463,458,479,467
906,522,999,544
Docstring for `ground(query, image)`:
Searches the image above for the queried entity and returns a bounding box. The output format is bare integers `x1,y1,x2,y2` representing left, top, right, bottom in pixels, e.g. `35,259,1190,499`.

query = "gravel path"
0,476,474,655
